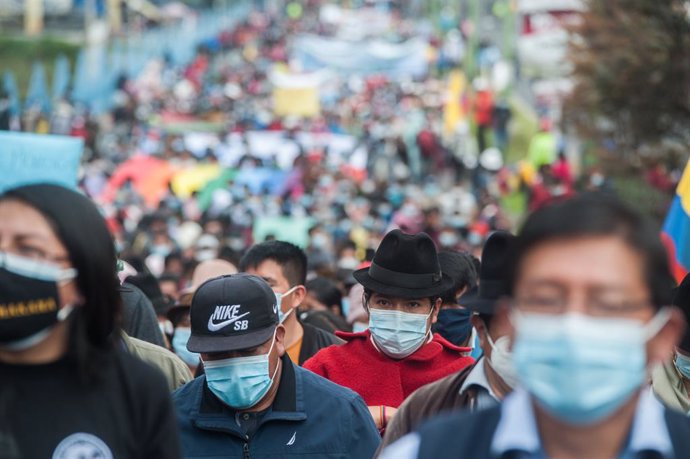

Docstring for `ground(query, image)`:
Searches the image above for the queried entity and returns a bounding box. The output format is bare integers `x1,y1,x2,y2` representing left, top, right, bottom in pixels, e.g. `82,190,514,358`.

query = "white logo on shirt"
207,304,250,332
52,433,113,459
286,432,297,446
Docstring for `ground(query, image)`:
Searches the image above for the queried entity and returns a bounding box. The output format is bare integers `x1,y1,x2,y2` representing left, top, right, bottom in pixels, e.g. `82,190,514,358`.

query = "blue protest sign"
26,62,50,112
52,55,71,101
3,72,21,115
0,132,83,193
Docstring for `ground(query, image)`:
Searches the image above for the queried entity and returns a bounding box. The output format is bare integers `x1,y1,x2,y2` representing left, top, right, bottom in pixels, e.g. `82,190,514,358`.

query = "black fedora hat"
461,231,516,314
353,229,453,297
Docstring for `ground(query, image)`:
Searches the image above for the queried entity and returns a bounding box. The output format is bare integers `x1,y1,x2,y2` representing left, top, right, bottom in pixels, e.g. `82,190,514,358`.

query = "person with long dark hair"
0,184,180,458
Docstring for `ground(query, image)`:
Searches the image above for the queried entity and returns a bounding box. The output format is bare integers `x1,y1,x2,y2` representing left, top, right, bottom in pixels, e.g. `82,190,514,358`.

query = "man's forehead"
202,335,274,358
518,279,633,294
247,260,288,282
370,292,430,301
514,236,648,290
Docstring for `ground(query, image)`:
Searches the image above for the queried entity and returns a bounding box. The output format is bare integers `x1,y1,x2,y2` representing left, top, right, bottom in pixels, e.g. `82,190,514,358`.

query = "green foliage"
506,95,539,164
565,0,690,163
611,175,673,226
0,35,79,97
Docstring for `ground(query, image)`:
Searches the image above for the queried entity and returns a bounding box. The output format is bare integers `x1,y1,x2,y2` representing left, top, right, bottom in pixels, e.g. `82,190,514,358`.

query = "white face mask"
486,334,519,389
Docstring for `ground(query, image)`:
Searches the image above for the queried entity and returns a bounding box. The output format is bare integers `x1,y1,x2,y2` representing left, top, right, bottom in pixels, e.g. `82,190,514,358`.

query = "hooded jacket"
303,330,474,407
172,354,380,458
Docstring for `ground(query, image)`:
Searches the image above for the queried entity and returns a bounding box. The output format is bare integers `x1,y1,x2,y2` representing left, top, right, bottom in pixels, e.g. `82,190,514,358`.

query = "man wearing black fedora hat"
172,273,380,458
304,229,475,432
379,231,517,450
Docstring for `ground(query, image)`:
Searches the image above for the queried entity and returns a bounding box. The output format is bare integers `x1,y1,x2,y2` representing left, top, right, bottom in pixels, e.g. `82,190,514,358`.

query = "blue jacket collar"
190,354,307,437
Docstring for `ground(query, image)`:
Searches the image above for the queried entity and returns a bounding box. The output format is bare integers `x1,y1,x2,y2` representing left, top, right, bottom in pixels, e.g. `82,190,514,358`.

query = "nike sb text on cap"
187,273,279,353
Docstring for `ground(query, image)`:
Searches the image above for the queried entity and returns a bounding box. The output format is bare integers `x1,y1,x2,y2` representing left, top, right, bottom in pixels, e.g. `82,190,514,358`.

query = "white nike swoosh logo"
207,312,250,331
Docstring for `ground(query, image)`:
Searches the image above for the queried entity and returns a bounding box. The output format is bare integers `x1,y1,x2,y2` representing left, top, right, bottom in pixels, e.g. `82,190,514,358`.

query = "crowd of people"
4,2,690,459
0,3,619,296
4,183,690,458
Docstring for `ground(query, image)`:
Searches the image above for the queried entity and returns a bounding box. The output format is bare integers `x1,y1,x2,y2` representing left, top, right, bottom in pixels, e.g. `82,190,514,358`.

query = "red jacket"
303,330,474,408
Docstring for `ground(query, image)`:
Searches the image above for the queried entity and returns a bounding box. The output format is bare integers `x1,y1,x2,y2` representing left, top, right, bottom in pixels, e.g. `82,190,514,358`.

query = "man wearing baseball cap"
172,273,380,458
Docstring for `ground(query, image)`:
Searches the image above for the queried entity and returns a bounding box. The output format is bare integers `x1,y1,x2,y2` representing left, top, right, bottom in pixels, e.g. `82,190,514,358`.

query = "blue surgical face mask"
674,352,690,379
274,286,299,324
172,327,199,367
341,298,351,317
513,309,670,425
369,308,433,359
203,330,280,410
432,308,473,346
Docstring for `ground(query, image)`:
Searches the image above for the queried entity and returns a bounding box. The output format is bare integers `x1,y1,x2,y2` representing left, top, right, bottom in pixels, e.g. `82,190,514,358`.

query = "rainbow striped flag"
662,161,690,282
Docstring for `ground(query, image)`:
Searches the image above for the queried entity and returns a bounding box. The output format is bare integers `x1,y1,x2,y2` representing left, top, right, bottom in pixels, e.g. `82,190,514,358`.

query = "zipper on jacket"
243,436,250,459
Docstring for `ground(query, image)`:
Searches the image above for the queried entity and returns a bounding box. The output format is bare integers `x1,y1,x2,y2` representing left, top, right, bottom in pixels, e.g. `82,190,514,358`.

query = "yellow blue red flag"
662,160,690,282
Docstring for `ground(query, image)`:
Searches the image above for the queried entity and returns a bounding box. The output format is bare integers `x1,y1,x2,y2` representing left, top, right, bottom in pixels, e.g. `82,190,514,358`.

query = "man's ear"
492,300,514,350
275,325,286,357
455,286,468,300
647,306,686,367
430,298,442,325
471,315,489,350
288,285,307,310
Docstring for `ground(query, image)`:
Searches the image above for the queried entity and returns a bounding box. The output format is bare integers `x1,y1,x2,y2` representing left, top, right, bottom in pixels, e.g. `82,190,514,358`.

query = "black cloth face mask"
0,252,77,349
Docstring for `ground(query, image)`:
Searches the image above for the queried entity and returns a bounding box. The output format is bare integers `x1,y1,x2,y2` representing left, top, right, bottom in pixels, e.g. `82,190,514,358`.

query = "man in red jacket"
304,230,475,432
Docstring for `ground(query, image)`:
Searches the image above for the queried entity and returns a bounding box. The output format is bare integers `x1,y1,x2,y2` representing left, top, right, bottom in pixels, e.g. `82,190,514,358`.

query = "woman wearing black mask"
0,184,180,459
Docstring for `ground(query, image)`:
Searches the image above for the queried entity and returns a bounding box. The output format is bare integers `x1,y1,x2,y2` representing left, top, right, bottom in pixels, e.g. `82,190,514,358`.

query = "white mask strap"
644,307,671,341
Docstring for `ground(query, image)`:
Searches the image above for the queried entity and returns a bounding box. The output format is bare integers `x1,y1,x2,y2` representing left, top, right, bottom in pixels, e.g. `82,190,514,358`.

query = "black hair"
476,313,494,330
509,192,675,308
158,272,180,284
2,184,121,379
438,251,478,305
362,287,439,311
306,277,343,315
364,248,376,262
239,240,307,286
125,272,171,315
164,251,183,266
469,255,481,278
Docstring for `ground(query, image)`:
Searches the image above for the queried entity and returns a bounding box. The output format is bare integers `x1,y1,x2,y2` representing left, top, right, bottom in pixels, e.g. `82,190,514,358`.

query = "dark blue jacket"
415,402,690,459
172,354,380,458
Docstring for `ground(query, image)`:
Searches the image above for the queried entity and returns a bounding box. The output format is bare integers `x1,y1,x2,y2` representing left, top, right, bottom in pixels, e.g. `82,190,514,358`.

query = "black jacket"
120,282,166,347
298,322,343,365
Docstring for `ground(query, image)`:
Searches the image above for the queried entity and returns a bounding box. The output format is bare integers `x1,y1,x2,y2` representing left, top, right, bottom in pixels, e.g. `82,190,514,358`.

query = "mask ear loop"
643,307,673,375
266,327,281,384
277,286,301,321
56,268,78,285
644,307,672,341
